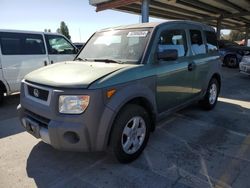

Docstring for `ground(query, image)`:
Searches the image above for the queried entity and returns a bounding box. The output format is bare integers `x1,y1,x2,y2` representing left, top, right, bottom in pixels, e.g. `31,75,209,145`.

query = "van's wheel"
200,78,219,110
225,55,238,68
110,104,150,163
0,89,4,104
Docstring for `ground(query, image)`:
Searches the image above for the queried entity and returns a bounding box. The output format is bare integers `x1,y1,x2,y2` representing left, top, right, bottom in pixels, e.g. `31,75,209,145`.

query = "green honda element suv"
18,21,221,163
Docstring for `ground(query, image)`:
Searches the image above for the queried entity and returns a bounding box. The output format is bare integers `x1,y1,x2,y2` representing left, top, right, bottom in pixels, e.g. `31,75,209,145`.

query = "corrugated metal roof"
89,0,250,30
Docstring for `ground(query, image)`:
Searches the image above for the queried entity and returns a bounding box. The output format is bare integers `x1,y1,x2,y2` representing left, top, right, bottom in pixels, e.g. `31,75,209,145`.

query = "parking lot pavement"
1,68,250,188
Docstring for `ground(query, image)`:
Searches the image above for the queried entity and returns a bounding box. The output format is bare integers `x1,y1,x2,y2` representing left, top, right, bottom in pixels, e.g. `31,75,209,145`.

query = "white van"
0,29,78,103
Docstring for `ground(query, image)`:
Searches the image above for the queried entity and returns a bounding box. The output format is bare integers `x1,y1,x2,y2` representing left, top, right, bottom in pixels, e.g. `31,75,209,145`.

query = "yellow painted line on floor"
218,97,250,109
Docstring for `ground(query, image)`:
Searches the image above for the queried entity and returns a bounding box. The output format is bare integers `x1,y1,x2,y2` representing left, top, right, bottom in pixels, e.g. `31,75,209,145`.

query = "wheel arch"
0,80,7,93
94,78,158,151
211,73,221,93
116,97,156,130
106,96,156,147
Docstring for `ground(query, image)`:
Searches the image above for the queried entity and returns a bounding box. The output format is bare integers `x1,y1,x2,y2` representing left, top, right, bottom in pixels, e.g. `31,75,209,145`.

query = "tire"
224,55,238,68
200,78,219,110
110,104,150,163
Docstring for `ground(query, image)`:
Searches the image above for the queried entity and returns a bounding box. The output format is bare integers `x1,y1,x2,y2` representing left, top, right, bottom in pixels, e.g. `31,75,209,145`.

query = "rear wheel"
200,78,219,110
110,104,150,163
225,55,238,68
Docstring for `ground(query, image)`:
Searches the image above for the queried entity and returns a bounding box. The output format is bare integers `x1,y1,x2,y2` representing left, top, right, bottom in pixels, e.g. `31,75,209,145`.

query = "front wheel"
110,104,150,163
200,78,219,110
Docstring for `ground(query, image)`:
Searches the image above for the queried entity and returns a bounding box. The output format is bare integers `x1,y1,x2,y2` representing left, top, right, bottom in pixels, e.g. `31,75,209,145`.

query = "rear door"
189,28,217,95
155,29,195,113
44,34,77,64
0,32,49,92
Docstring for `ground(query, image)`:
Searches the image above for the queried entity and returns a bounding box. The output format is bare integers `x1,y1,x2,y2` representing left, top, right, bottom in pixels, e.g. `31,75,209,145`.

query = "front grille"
27,85,49,101
24,109,50,128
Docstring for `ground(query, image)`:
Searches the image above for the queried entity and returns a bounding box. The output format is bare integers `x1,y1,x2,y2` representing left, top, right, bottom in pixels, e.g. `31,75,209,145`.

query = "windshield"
77,29,151,64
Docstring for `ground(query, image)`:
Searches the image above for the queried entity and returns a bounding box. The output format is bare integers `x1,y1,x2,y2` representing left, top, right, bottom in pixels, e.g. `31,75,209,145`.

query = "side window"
23,35,45,54
45,35,75,54
205,31,218,52
158,30,187,58
190,30,206,55
0,32,45,55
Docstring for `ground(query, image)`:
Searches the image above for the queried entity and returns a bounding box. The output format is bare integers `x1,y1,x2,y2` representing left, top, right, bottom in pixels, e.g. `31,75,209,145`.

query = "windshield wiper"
93,59,123,64
75,57,93,61
75,57,85,61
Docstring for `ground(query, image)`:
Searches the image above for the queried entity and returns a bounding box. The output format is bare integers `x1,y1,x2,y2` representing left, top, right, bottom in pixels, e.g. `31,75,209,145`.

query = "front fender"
95,77,157,150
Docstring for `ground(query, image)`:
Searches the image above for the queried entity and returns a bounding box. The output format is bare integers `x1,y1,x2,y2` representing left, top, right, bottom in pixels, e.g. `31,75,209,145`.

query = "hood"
24,61,129,88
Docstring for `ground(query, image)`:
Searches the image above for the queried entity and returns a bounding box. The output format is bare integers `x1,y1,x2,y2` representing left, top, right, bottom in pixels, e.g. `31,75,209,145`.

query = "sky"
0,0,230,42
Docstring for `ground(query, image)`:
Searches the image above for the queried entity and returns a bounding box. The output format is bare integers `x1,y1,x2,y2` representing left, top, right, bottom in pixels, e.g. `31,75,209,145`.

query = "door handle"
51,61,54,64
188,63,194,71
44,61,47,66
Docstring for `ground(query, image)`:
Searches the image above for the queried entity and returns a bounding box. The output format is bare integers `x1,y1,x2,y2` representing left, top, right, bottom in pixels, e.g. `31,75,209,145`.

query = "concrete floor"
0,68,250,188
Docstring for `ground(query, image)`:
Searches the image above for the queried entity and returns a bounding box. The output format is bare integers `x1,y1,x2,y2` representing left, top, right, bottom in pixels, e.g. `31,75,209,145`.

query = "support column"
216,17,222,40
141,0,150,23
245,27,249,46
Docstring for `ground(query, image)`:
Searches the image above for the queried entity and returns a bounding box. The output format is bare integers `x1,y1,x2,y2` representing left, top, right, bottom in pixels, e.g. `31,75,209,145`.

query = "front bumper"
18,104,92,151
239,63,250,75
18,81,115,152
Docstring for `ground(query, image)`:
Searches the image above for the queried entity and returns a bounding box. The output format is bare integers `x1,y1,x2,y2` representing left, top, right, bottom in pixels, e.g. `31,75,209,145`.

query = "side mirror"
157,49,178,61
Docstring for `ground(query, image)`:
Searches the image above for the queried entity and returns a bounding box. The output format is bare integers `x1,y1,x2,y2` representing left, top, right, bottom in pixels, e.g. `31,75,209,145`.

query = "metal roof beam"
128,3,207,21
222,11,250,19
216,0,246,12
118,6,247,30
150,0,208,18
177,0,227,14
205,11,250,21
95,0,140,12
120,4,244,29
119,6,185,20
177,0,250,25
150,2,249,25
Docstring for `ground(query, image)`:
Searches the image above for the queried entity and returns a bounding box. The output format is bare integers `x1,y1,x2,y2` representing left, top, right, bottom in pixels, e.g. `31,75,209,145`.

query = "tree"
57,21,71,40
44,29,51,32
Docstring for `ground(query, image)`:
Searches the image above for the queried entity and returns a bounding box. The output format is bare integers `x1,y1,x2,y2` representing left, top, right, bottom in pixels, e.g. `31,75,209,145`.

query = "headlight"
59,95,90,114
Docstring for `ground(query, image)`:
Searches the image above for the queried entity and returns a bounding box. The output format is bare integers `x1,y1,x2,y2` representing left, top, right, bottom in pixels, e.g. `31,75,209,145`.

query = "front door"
155,29,195,113
44,34,77,64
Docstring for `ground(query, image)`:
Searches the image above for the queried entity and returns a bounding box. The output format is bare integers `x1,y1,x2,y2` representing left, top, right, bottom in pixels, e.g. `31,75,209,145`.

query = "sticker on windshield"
127,31,148,37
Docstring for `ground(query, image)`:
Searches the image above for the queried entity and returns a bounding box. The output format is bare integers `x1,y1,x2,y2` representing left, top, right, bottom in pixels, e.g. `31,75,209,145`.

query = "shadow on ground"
26,98,250,188
0,94,24,139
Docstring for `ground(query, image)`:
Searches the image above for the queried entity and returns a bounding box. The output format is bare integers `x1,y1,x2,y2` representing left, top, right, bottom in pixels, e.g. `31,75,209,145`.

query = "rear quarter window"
0,32,45,55
205,31,218,52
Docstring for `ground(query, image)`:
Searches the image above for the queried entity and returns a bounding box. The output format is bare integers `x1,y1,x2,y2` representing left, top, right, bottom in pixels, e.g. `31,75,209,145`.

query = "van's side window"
158,30,187,58
45,35,75,54
205,31,218,52
190,30,206,55
0,32,45,55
